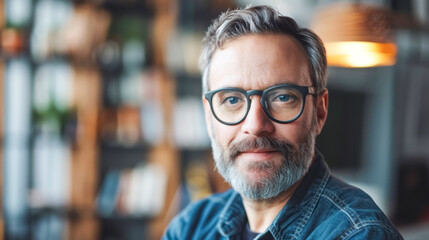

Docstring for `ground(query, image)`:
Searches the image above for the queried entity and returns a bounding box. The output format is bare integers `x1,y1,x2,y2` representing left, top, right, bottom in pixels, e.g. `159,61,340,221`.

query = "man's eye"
223,96,240,105
275,94,295,102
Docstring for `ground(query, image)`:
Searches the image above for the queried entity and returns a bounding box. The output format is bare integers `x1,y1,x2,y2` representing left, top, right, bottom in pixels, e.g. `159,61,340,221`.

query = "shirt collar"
267,150,331,239
217,190,246,236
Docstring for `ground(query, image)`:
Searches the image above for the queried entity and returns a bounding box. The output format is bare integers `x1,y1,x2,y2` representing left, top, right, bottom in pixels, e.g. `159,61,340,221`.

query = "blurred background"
0,0,428,239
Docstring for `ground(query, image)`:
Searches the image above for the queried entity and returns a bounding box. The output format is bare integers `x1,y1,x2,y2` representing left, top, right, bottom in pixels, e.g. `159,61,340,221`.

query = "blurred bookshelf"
0,0,234,239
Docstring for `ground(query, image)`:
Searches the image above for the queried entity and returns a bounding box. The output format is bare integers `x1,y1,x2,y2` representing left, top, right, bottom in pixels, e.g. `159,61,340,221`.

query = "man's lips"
241,149,277,153
236,149,279,161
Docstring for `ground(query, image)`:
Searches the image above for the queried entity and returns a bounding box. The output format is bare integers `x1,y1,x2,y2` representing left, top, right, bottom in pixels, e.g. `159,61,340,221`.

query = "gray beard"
210,115,317,200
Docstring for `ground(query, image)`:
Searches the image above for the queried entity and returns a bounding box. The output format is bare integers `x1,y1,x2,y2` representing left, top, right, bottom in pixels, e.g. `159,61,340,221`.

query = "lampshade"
311,2,397,68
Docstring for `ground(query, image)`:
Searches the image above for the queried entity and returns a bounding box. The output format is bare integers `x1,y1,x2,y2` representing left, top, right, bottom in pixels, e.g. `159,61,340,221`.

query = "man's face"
203,34,328,200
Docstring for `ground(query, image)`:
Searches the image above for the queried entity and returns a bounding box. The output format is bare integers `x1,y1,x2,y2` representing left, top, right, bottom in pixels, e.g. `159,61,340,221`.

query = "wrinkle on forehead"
208,34,311,91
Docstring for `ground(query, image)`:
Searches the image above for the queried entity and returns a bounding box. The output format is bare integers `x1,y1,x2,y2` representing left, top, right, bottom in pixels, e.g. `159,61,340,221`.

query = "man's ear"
316,89,329,135
202,96,214,139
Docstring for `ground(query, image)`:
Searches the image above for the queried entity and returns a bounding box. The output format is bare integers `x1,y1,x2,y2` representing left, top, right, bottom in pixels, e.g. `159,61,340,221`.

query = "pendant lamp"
311,2,397,68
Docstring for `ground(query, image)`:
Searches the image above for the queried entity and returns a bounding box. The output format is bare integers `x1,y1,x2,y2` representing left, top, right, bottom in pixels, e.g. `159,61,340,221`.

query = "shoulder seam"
322,193,358,227
338,224,402,240
321,193,400,238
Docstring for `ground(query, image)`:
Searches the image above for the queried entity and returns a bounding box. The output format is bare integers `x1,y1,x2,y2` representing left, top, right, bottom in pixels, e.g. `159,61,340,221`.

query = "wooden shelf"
0,49,4,240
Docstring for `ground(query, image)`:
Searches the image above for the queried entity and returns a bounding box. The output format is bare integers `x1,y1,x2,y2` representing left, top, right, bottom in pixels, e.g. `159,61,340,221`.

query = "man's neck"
242,178,303,233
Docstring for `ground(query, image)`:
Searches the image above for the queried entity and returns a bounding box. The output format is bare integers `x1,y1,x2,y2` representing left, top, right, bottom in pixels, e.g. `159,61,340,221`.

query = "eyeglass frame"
204,83,316,125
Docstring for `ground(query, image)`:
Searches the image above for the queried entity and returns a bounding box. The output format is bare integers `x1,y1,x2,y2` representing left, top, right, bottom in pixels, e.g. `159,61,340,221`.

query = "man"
163,5,403,240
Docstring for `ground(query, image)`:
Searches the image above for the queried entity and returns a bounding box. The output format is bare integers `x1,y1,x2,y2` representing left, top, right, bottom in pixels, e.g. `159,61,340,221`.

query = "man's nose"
241,96,274,136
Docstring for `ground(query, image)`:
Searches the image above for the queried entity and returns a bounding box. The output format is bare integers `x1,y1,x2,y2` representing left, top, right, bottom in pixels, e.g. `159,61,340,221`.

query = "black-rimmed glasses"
204,84,316,125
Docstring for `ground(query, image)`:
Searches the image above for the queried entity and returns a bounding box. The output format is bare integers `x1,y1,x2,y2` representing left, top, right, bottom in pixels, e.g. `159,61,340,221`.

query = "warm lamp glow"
311,2,397,68
325,41,397,68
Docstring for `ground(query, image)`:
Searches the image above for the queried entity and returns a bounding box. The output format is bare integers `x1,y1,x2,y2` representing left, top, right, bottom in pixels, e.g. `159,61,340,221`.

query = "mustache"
227,136,296,160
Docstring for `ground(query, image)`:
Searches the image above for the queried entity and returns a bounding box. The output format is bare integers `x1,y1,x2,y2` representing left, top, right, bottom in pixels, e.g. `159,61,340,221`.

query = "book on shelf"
138,164,167,217
140,101,164,145
172,97,210,149
32,134,71,208
97,170,121,217
96,163,167,218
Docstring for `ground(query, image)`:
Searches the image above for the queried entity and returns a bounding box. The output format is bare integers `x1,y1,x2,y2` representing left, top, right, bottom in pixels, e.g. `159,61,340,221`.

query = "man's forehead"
208,34,311,90
210,77,304,91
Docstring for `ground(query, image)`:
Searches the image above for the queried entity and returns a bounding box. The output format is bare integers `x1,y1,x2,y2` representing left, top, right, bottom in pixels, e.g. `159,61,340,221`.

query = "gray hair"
200,5,327,94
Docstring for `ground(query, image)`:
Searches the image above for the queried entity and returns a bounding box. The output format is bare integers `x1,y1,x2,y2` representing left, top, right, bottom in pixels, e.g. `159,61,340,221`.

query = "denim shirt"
163,153,403,240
